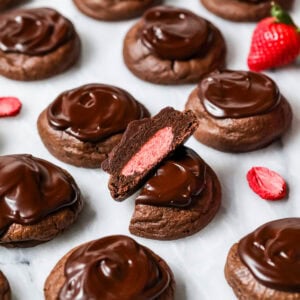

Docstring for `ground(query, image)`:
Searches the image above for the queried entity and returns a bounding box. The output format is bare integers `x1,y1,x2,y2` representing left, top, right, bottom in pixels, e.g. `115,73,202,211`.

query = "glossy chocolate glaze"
238,218,300,292
136,146,207,208
59,235,171,300
198,70,281,118
141,6,210,60
0,8,75,55
47,84,148,143
0,155,80,236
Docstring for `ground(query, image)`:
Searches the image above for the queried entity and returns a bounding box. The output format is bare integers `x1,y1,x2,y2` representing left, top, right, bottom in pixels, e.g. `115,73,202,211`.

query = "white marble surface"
0,0,299,299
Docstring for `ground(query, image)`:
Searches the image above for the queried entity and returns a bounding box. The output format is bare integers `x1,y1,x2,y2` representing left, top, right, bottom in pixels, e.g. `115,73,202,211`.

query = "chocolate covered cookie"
73,0,162,21
44,235,175,300
185,70,292,152
37,84,149,168
0,271,10,300
200,0,294,22
225,218,300,299
0,8,81,81
102,107,199,200
0,154,83,248
130,146,221,240
123,6,226,84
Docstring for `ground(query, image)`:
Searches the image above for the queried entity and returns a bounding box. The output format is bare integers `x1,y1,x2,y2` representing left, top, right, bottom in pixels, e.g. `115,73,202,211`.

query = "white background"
0,0,300,299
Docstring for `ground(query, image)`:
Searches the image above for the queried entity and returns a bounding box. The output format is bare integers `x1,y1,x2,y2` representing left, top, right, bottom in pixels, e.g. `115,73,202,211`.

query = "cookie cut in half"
0,154,83,248
225,218,300,299
130,146,222,240
102,107,199,200
44,235,175,300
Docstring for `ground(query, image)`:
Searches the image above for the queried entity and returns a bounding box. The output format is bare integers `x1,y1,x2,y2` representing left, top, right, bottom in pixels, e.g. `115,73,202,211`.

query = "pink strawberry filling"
121,127,173,177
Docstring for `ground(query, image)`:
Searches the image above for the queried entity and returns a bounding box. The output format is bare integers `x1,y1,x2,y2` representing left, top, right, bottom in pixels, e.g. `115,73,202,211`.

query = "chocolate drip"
0,8,75,55
141,6,210,60
47,84,148,143
59,235,171,300
0,155,79,235
136,146,206,208
238,218,300,292
198,70,281,118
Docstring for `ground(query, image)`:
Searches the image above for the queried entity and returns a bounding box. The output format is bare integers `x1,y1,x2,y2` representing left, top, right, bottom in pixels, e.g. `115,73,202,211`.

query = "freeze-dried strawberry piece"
0,97,22,117
247,167,287,200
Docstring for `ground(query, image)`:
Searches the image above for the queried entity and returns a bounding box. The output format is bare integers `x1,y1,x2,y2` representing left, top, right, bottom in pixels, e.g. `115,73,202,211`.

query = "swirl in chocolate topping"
0,8,75,55
59,235,171,300
0,155,79,236
238,218,300,292
136,147,207,208
47,84,148,143
198,70,281,118
141,6,210,60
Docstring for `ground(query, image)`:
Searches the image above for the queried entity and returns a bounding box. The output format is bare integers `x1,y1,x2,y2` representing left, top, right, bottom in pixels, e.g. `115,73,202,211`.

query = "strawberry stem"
271,3,296,27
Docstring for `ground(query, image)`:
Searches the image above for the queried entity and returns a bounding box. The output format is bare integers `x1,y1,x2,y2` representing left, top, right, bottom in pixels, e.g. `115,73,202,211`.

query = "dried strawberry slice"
247,167,287,200
0,97,22,117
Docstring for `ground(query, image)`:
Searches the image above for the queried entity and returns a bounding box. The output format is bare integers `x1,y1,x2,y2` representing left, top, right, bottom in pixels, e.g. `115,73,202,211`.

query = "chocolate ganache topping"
0,8,75,55
238,218,300,292
59,235,171,300
198,70,281,118
136,147,207,208
141,6,210,60
47,84,148,143
0,155,79,236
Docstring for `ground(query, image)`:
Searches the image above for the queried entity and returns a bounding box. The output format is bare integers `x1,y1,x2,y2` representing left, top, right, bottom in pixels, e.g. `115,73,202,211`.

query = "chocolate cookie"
123,6,226,84
130,146,221,240
73,0,162,21
225,218,300,299
0,8,81,81
200,0,294,22
0,271,10,300
38,84,149,168
0,154,83,248
102,107,199,200
44,235,175,300
185,70,292,152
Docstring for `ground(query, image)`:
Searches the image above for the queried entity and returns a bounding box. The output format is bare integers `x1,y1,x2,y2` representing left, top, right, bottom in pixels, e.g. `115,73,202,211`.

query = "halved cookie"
130,146,222,240
102,107,199,200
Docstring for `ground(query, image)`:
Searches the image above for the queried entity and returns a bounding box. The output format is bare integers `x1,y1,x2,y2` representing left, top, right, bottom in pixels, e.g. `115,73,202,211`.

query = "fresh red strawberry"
247,167,287,200
0,97,22,117
248,4,300,71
